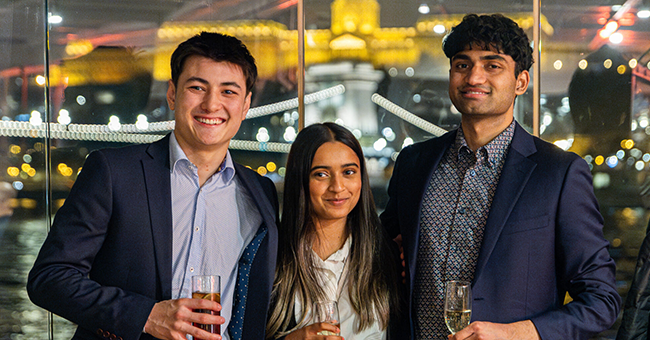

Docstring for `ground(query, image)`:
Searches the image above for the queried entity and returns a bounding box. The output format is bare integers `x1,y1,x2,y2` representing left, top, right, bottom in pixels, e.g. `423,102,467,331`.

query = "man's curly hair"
443,14,534,76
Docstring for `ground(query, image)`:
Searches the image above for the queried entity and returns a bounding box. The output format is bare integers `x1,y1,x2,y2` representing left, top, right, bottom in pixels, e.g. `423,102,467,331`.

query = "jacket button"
102,330,110,338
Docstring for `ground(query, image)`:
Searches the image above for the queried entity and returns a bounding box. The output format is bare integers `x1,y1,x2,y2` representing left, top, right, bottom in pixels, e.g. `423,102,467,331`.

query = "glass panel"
2,0,299,338
0,0,49,339
540,1,650,336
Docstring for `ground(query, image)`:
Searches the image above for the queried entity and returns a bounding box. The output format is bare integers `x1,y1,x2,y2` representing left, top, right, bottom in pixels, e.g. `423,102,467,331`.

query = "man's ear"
166,79,176,111
515,70,530,95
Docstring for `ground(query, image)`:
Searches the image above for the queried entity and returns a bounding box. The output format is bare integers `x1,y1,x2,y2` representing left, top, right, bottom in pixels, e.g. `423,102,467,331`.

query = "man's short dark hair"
170,32,258,93
443,14,534,76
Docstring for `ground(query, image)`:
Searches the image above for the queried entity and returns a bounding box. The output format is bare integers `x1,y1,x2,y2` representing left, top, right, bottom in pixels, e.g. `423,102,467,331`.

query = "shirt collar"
454,120,515,167
169,132,236,182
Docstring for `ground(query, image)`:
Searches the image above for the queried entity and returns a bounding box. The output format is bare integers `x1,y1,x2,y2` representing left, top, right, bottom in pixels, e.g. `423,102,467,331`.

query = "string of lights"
371,93,447,137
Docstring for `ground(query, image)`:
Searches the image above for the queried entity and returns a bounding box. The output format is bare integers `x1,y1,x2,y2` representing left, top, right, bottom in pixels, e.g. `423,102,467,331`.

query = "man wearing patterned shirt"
381,14,620,340
28,33,279,340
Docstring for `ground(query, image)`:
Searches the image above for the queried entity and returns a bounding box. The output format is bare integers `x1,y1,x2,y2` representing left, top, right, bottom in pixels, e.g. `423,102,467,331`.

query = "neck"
178,143,228,187
312,218,348,261
461,115,513,151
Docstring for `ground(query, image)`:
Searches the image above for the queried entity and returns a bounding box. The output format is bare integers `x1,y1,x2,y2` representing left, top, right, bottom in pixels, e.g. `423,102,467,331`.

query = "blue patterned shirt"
413,120,515,339
169,133,261,340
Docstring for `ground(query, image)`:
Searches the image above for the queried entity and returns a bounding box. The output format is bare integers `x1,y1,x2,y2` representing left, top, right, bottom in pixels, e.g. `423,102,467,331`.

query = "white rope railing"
371,93,447,137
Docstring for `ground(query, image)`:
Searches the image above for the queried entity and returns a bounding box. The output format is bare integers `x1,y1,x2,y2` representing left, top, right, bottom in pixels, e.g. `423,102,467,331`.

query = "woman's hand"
285,322,343,340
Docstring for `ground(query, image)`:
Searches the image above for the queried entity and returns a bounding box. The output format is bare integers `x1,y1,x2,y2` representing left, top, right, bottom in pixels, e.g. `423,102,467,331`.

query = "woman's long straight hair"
266,122,399,338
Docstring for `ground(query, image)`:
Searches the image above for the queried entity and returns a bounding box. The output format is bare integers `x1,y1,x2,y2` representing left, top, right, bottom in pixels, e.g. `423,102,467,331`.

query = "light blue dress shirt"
169,133,261,340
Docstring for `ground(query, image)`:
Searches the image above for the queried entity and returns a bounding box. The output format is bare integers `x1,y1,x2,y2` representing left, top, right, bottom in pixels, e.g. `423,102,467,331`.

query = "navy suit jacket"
381,122,621,339
27,134,279,340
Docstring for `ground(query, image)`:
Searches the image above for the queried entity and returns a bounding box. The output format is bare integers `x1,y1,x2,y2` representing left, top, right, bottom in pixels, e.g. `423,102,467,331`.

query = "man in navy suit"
381,14,620,340
27,32,278,340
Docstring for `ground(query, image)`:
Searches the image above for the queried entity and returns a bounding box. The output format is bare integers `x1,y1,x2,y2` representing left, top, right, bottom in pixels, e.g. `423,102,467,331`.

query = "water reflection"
0,219,75,340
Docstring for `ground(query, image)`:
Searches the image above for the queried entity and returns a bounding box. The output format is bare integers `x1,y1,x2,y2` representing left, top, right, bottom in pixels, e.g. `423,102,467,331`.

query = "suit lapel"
142,135,173,300
473,124,537,283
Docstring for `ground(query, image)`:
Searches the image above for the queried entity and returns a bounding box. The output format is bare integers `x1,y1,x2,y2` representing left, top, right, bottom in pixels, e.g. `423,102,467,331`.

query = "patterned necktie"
227,225,268,340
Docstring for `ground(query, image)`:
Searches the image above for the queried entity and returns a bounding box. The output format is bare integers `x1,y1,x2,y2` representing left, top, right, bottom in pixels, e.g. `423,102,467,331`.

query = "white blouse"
293,237,386,340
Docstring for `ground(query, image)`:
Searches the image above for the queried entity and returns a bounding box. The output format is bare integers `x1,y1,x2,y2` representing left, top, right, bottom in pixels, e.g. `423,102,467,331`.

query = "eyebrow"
311,163,360,171
452,53,507,62
185,77,243,89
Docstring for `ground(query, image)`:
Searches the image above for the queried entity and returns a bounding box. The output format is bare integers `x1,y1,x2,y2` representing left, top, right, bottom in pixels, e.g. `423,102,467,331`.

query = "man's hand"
449,320,540,340
285,322,343,340
144,298,224,340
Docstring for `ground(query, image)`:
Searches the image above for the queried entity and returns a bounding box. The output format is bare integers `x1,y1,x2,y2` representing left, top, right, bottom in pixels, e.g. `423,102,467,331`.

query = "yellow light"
617,65,626,74
27,168,36,177
257,166,268,176
605,21,619,32
624,139,634,149
58,163,68,172
7,167,19,177
594,155,604,165
9,145,21,154
266,162,277,172
612,238,622,247
61,167,73,177
604,59,612,69
20,198,37,209
21,163,32,172
578,59,588,70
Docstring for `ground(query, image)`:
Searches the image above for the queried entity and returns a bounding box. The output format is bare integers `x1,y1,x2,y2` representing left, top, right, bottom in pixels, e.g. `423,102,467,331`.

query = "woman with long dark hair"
266,122,399,339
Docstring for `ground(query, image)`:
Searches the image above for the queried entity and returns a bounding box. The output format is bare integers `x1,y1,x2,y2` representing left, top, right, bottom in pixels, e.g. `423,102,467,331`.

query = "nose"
328,175,345,192
201,91,223,113
466,64,487,85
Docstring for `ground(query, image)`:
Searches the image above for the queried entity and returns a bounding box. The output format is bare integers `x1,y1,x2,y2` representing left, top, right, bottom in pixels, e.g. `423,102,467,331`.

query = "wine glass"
313,300,340,336
444,280,472,334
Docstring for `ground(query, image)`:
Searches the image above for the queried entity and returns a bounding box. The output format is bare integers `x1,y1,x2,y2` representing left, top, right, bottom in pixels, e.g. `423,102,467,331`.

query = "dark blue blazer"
381,122,621,339
27,134,279,340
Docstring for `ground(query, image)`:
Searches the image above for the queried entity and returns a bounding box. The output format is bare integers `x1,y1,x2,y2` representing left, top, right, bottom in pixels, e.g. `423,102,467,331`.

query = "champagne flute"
313,300,340,336
444,280,472,334
191,275,221,338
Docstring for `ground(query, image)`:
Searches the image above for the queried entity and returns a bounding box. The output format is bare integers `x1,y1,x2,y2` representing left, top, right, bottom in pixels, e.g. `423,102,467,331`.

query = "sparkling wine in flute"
192,292,221,336
445,309,471,334
444,280,472,334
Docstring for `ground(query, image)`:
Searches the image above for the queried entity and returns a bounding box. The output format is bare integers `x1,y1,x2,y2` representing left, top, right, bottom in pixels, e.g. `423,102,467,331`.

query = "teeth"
196,117,224,125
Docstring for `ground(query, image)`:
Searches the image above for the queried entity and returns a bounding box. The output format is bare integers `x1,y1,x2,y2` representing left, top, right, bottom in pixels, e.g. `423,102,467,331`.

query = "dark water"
0,219,75,340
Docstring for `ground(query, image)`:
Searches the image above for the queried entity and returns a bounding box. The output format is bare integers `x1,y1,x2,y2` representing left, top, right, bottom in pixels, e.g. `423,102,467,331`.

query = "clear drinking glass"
191,275,221,337
444,280,472,334
313,300,340,336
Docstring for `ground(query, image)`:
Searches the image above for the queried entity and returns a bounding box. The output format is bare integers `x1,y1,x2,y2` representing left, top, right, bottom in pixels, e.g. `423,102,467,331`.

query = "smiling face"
167,55,251,156
309,141,362,228
448,47,529,122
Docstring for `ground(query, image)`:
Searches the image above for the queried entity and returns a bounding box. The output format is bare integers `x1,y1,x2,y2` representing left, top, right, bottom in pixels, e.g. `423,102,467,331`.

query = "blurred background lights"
553,60,563,70
609,32,623,44
335,118,345,126
373,138,387,151
433,24,446,34
644,153,650,162
388,67,398,77
58,109,71,125
630,59,638,68
638,9,650,18
418,3,430,14
278,167,286,177
578,59,588,70
108,115,121,131
405,67,415,77
553,139,573,151
29,111,42,126
413,94,421,103
402,137,414,149
22,154,32,163
595,155,605,165
604,59,613,69
7,167,19,177
283,126,296,142
606,155,619,168
617,64,626,74
616,150,626,159
48,13,62,24
266,162,277,172
135,114,149,130
256,127,270,142
382,127,395,141
12,181,23,191
76,95,87,105
256,166,267,176
636,161,645,171
35,75,46,86
352,129,362,139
